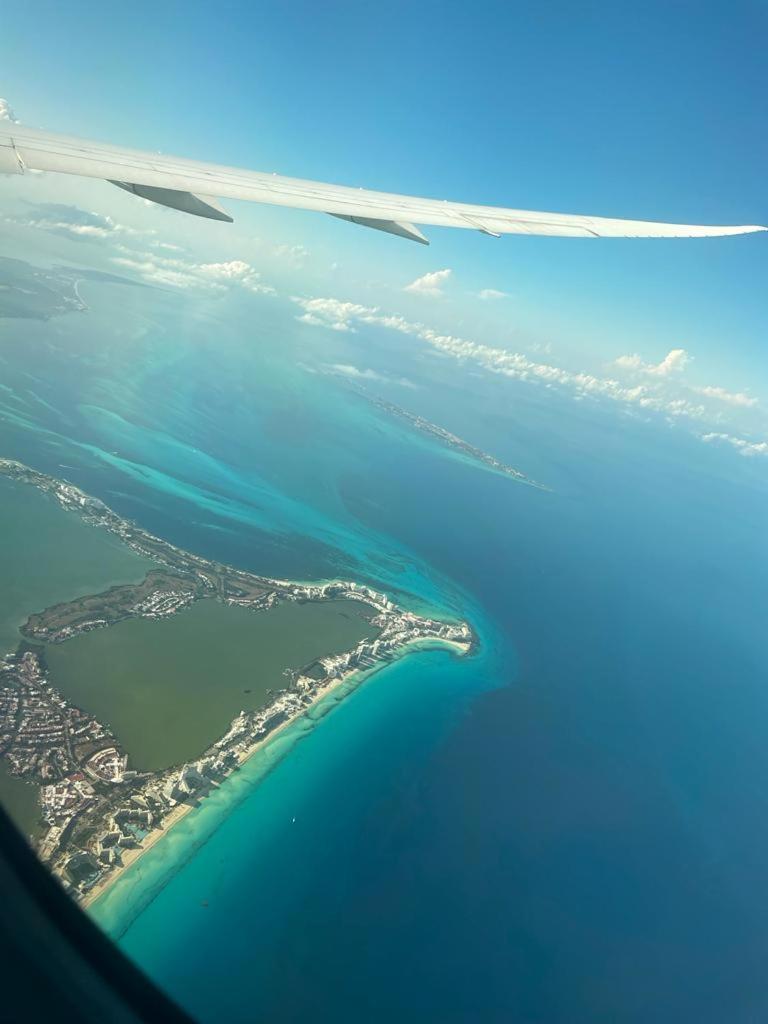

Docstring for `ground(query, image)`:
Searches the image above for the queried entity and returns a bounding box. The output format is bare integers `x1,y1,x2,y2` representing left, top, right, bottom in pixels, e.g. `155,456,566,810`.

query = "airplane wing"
1,122,765,246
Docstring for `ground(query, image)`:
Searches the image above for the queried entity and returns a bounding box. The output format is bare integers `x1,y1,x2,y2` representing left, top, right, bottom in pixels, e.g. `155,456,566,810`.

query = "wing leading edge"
1,123,765,244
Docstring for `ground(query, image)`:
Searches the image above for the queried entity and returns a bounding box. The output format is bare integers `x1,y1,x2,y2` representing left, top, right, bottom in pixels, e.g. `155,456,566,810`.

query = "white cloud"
0,98,18,123
6,203,152,241
317,363,416,389
292,296,372,333
274,243,310,267
111,255,206,290
615,348,691,377
478,288,508,301
292,294,708,418
150,239,185,253
298,312,353,331
405,268,452,296
328,364,384,380
691,385,757,408
615,346,759,412
196,260,275,294
701,432,768,457
111,250,275,296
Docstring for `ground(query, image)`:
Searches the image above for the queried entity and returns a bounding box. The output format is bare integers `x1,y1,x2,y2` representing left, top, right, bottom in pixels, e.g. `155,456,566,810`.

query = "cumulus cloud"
110,255,204,290
405,268,452,296
0,98,18,123
322,363,416,389
615,346,759,412
701,432,768,457
292,297,372,332
111,250,275,296
615,348,691,377
478,288,508,301
6,203,151,242
329,364,384,380
691,385,757,408
195,260,275,294
291,294,710,421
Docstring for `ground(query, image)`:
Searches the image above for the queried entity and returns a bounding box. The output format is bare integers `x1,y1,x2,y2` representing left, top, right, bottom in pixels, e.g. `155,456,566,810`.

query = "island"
0,458,473,905
364,394,549,490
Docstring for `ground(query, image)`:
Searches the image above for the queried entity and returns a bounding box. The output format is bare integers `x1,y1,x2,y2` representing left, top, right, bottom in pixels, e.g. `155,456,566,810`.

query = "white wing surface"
1,122,764,245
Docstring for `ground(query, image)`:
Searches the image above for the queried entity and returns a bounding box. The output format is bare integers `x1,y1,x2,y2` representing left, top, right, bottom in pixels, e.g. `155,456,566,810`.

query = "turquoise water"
3,267,768,1021
92,639,500,950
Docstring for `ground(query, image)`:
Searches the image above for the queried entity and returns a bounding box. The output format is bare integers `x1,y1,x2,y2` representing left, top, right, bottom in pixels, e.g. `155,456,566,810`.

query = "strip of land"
0,458,473,904
364,394,550,490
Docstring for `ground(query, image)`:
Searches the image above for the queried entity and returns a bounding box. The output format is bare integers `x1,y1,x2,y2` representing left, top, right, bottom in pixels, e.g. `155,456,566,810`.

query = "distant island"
364,394,549,490
0,458,473,904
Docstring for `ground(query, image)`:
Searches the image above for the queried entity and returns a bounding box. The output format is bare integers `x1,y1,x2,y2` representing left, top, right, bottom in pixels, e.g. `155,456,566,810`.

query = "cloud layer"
691,384,757,408
292,294,768,461
701,432,768,457
5,203,146,241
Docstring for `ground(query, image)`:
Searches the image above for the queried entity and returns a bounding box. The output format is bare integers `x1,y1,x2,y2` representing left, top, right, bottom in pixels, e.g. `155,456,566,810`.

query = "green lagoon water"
0,475,156,831
0,760,42,840
45,597,377,769
0,475,155,656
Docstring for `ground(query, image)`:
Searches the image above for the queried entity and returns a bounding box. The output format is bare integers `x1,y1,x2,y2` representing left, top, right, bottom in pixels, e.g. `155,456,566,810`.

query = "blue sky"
1,0,767,455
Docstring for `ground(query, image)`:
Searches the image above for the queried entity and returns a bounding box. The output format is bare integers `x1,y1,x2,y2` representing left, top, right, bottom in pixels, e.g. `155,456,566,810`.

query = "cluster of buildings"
128,588,196,619
86,746,128,783
40,773,95,824
29,617,109,644
0,650,116,785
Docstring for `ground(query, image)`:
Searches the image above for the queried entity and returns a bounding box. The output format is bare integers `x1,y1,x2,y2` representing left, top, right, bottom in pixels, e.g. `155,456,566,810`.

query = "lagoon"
45,597,378,769
0,475,155,656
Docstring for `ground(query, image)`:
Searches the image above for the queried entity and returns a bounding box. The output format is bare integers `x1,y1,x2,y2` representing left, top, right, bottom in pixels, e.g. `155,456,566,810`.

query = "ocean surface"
2,261,768,1022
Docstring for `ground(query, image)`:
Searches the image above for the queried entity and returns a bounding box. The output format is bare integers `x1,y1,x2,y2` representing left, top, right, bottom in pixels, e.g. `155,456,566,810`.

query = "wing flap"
330,215,429,244
110,181,233,222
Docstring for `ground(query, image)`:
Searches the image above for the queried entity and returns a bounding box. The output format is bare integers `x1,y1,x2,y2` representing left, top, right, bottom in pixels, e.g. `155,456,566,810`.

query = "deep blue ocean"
3,271,768,1022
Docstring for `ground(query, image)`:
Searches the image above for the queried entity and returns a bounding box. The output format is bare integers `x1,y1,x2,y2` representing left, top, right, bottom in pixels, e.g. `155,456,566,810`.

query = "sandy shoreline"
83,635,469,911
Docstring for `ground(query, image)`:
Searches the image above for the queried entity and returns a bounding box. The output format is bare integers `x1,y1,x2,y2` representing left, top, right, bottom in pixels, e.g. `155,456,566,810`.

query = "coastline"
80,702,302,910
84,633,470,915
0,457,473,907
